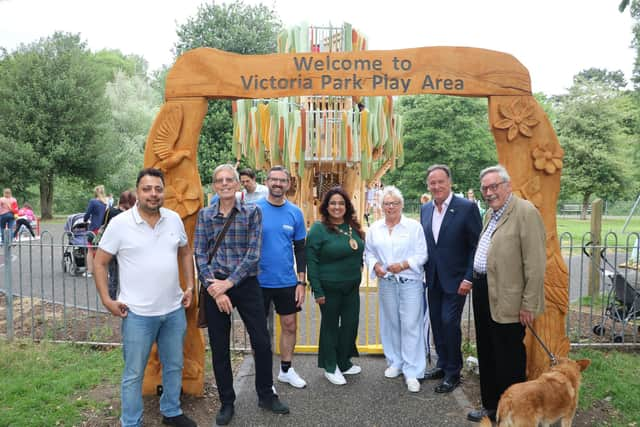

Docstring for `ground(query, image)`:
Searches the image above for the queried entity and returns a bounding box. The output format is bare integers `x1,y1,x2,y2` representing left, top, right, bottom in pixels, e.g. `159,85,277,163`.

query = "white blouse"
365,215,428,282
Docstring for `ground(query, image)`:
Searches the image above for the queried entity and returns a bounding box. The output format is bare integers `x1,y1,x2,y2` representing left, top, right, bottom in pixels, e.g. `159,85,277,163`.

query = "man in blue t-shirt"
257,166,307,389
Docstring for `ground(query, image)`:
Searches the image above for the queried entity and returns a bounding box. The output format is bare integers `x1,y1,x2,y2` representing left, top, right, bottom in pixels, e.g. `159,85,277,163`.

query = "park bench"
560,203,592,216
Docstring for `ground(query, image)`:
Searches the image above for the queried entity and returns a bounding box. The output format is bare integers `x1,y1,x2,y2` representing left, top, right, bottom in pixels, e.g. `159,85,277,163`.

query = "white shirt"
243,183,268,204
365,215,428,282
431,192,453,244
99,205,188,316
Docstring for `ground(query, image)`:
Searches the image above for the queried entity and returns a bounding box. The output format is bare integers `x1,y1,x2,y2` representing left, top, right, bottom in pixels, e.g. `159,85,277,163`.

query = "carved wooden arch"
142,47,569,395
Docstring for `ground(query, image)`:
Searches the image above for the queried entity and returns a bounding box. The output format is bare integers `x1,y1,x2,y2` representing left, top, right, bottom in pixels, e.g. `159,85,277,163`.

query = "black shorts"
261,285,301,316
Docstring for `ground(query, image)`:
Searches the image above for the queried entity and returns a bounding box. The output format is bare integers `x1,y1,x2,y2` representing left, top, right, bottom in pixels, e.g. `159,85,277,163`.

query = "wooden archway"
142,47,569,395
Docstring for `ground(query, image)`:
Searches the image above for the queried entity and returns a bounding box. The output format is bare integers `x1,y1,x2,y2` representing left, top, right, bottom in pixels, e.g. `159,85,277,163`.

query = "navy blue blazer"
420,195,482,294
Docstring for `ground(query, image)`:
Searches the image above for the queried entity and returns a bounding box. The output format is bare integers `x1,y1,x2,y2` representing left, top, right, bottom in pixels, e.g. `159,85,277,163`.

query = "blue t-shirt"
256,199,306,288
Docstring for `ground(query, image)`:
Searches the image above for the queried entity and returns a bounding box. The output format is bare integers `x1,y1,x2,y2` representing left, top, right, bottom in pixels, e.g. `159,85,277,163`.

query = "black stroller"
62,213,89,276
585,243,640,342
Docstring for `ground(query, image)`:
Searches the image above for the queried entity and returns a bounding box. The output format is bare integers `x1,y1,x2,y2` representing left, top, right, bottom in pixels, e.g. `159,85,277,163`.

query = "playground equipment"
232,24,404,224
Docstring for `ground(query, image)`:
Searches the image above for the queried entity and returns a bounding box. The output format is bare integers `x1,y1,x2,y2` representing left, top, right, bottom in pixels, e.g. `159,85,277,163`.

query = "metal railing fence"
2,228,639,350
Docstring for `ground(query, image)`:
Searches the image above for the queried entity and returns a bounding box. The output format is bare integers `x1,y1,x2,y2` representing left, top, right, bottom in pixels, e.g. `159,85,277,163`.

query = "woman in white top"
365,186,428,392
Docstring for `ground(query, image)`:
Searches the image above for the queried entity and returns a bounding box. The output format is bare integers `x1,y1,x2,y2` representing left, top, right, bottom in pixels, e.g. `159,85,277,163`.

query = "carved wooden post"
488,95,570,379
141,98,208,396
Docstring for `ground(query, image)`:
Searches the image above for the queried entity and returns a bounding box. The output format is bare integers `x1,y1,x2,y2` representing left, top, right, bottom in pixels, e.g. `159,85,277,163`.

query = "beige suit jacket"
484,195,546,323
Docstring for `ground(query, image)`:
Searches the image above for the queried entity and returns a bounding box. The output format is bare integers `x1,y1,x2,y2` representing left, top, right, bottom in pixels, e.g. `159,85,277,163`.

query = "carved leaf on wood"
165,178,201,218
494,99,540,142
514,175,542,208
152,104,184,160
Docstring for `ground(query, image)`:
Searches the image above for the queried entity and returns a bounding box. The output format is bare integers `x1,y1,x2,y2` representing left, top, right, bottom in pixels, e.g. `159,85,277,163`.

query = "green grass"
572,348,640,426
0,340,122,427
557,217,640,244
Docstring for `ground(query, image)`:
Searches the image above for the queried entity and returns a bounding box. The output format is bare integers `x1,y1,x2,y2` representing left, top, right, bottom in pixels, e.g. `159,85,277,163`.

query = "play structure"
141,26,571,394
232,24,403,224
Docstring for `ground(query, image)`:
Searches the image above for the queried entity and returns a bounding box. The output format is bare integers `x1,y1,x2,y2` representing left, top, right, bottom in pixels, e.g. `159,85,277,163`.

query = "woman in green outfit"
306,186,365,385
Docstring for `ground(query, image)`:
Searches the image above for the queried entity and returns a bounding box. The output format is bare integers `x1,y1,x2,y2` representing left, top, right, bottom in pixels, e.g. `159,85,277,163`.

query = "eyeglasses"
383,201,401,207
268,177,289,184
480,181,505,193
214,177,235,184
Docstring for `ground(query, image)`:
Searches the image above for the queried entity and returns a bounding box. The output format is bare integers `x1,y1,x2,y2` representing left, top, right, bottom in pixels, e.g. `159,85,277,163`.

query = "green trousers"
317,279,360,372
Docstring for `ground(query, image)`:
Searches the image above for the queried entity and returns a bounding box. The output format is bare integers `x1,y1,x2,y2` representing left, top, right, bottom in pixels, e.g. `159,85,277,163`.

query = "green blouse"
305,221,365,298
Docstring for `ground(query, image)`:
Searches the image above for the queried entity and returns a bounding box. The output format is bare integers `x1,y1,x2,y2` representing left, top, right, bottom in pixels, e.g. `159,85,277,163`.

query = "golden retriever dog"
480,357,590,427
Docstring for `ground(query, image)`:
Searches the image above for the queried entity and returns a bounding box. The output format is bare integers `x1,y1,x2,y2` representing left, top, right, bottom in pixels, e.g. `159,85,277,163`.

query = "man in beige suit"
467,165,546,423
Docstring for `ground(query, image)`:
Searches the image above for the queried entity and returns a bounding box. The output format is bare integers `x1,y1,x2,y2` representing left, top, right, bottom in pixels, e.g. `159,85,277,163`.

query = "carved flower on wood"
165,178,201,218
494,99,539,142
532,142,564,175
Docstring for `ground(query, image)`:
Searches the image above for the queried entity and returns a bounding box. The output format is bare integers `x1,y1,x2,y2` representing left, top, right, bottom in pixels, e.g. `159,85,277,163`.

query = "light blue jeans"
379,276,426,379
120,306,186,427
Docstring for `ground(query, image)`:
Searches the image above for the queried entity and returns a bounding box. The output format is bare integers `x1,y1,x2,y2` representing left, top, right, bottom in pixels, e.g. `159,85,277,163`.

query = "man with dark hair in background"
239,168,268,204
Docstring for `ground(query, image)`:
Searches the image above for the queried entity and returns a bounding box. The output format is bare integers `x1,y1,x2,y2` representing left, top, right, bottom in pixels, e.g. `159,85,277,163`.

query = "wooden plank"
165,46,531,99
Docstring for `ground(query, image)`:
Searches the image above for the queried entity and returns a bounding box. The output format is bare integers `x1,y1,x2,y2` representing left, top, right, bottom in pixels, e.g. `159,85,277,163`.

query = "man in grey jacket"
467,165,546,423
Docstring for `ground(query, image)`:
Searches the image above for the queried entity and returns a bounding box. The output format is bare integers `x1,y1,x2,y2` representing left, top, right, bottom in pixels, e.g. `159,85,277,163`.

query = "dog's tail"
479,416,493,427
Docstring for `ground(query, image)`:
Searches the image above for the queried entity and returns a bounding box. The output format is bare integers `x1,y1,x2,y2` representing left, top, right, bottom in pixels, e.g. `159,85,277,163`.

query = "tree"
555,69,629,218
103,70,162,193
384,95,497,201
173,0,283,182
0,32,111,218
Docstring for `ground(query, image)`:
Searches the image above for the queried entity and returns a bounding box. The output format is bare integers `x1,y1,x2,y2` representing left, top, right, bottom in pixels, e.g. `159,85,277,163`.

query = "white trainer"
324,368,346,385
384,366,402,378
406,378,421,393
278,367,307,388
342,364,362,375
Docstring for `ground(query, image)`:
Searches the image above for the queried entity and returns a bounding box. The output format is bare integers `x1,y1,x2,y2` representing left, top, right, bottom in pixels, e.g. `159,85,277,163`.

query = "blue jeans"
120,307,186,427
379,276,426,379
0,212,15,242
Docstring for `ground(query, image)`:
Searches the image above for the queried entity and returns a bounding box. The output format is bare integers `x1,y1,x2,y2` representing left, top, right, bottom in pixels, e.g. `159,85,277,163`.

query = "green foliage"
93,49,147,83
174,0,283,182
555,69,629,210
0,341,122,427
384,95,497,200
0,133,38,196
103,70,161,193
52,176,93,214
0,32,112,218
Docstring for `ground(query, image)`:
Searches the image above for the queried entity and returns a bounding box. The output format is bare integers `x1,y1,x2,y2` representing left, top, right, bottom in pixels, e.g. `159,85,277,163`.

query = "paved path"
227,354,476,427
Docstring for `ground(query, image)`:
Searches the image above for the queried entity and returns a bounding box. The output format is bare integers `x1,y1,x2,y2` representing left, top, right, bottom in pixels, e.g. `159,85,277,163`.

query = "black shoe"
162,413,197,427
258,396,290,414
467,407,496,422
424,367,445,380
215,403,234,426
434,376,460,393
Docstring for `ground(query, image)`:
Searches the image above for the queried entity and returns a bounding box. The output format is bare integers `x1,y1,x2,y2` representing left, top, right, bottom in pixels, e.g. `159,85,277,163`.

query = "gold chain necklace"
336,224,358,251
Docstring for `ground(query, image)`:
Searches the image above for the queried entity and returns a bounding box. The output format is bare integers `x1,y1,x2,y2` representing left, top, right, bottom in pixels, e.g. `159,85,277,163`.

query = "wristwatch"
296,280,307,286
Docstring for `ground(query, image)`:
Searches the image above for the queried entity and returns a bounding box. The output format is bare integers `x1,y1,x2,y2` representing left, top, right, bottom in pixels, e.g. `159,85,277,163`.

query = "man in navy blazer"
420,164,482,393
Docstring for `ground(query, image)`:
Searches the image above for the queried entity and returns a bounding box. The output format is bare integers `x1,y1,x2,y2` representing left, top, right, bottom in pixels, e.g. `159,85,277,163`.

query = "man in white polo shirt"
94,168,196,427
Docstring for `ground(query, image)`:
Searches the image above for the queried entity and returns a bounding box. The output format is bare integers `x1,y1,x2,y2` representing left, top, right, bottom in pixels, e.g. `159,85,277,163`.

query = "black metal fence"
1,227,639,349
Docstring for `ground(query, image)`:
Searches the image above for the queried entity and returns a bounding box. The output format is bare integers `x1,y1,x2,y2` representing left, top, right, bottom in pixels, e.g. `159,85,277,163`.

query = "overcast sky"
0,0,635,95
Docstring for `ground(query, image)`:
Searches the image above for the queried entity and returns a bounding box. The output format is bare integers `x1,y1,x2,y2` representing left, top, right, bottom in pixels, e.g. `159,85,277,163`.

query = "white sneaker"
278,367,307,388
406,378,420,393
324,368,346,385
342,364,362,375
384,366,402,378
